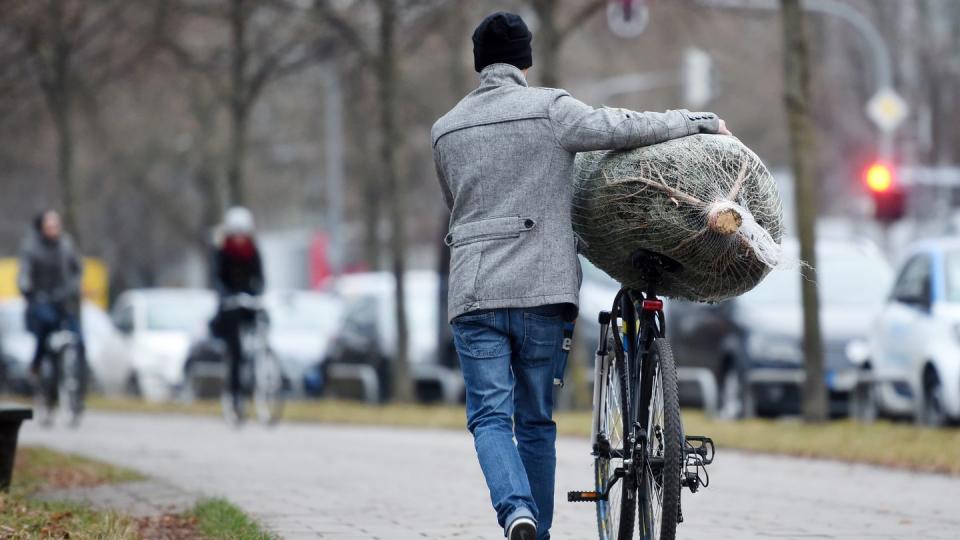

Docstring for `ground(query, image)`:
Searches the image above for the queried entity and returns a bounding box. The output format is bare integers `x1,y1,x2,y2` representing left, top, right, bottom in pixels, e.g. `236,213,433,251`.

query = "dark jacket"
17,231,83,315
211,236,264,298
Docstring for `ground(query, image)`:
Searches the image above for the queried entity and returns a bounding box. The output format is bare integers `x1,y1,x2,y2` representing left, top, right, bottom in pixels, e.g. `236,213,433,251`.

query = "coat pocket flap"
445,216,537,247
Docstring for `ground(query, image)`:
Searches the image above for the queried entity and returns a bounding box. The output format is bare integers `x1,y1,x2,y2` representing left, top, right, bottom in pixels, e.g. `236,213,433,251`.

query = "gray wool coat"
432,63,721,322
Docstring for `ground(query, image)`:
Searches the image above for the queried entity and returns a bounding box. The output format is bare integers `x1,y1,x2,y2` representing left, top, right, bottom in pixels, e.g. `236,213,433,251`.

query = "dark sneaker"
507,517,536,540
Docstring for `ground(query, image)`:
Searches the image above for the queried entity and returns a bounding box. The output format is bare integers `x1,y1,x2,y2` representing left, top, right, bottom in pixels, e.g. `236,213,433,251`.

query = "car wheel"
125,372,141,397
182,362,199,403
921,369,948,427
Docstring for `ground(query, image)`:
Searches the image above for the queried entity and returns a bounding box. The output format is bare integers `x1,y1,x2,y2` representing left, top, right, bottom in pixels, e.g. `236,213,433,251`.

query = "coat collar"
479,63,528,88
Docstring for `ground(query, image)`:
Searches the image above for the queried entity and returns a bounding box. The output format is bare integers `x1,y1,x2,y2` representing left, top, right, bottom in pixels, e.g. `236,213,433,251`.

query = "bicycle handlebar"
221,293,265,311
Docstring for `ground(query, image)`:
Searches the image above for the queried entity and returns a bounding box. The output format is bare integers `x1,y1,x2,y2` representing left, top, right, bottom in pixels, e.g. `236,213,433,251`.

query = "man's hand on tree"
717,119,731,136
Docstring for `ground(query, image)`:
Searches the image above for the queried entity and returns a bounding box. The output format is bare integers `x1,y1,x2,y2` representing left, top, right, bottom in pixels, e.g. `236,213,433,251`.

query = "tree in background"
4,0,150,236
318,0,448,403
780,0,827,422
524,0,606,88
158,0,332,207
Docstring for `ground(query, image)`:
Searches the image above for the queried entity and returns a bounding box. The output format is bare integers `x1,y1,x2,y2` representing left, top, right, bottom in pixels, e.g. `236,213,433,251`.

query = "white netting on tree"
572,134,785,302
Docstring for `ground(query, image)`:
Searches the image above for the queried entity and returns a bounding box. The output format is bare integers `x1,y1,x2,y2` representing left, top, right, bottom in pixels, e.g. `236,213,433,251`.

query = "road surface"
20,412,960,539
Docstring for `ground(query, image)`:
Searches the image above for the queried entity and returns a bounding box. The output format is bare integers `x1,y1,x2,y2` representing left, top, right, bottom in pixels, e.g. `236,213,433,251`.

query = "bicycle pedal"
684,435,715,465
567,491,603,503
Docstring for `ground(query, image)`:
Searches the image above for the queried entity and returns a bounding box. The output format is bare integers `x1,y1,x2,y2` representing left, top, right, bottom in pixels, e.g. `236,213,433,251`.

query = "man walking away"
431,11,730,540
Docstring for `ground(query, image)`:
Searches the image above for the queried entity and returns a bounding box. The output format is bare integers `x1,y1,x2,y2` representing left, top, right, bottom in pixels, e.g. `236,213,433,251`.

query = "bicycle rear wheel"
595,338,635,540
639,338,683,540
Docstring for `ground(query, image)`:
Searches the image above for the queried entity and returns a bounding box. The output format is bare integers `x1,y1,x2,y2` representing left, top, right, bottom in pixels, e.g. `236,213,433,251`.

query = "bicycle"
219,294,285,426
33,318,85,428
569,249,715,540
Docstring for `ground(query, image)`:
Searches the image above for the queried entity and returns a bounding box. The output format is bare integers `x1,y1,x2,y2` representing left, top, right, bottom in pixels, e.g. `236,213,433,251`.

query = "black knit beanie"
472,12,533,73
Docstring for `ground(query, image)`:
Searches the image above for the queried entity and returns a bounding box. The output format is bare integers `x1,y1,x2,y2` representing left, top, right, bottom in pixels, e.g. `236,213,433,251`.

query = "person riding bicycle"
209,207,265,415
17,210,86,387
431,12,730,540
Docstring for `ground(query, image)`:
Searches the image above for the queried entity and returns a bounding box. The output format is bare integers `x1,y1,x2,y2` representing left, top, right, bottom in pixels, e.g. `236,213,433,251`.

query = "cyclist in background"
17,210,85,380
209,207,265,415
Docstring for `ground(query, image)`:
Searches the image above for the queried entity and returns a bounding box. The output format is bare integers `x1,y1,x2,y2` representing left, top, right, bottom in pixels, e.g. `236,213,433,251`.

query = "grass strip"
12,446,145,495
190,498,274,540
1,446,142,539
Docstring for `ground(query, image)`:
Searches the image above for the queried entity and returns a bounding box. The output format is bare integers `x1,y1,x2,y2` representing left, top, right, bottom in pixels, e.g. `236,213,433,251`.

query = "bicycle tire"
59,344,84,427
638,338,682,540
595,336,635,540
34,355,58,427
254,349,284,425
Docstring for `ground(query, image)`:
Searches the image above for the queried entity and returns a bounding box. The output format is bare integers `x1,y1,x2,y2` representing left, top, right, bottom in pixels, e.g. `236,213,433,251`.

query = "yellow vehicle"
0,257,109,309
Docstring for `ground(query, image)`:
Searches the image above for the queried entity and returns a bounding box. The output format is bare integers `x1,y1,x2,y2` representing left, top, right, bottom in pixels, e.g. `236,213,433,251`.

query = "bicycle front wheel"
254,349,284,425
639,338,683,540
595,337,635,540
59,345,85,428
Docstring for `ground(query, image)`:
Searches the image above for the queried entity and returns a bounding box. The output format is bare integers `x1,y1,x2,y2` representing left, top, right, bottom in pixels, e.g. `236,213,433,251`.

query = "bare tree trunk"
227,0,248,206
437,3,470,370
52,91,77,235
378,0,412,403
362,164,382,267
531,0,560,88
197,163,222,237
48,0,78,235
781,0,827,422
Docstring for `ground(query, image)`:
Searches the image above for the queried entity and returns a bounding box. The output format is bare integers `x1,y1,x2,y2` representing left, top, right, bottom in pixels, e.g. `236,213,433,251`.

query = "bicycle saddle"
630,248,683,274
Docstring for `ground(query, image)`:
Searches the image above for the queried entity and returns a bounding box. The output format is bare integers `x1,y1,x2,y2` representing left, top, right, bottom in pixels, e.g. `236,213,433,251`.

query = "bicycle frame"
571,250,717,537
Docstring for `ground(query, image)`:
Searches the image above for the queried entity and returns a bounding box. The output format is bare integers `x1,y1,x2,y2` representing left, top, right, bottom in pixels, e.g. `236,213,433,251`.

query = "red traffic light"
863,162,905,223
865,163,893,193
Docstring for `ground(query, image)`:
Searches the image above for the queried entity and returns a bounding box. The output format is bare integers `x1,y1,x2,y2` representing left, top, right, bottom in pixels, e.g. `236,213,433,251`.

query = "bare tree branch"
557,0,606,41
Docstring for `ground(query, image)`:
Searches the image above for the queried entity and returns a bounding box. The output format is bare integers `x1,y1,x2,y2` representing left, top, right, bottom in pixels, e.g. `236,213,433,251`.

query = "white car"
327,271,462,403
870,237,960,425
0,298,133,395
265,290,344,395
111,289,216,401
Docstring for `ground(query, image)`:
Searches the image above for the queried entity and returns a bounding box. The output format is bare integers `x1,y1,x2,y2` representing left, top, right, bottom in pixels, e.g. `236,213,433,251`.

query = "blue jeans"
26,302,85,373
452,304,567,540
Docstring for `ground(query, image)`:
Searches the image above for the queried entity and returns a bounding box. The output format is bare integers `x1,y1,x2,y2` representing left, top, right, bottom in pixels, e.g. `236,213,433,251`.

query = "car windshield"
740,245,892,308
944,251,960,303
145,295,215,332
269,293,342,333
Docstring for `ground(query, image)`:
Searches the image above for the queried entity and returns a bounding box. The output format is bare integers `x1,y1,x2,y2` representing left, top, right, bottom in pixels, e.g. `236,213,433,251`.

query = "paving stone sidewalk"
36,479,200,518
19,412,960,539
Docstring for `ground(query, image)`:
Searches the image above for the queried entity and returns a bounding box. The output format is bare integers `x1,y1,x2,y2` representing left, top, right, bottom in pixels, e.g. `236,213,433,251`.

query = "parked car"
668,238,892,418
324,271,461,403
0,298,133,395
266,290,344,396
111,289,216,401
869,237,960,425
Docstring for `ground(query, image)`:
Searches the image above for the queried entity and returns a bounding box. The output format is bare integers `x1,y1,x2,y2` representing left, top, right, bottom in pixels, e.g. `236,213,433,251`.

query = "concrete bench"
0,404,33,491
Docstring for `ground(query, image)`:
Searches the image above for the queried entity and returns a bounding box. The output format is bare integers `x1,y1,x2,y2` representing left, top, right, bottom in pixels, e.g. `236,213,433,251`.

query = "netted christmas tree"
573,134,785,302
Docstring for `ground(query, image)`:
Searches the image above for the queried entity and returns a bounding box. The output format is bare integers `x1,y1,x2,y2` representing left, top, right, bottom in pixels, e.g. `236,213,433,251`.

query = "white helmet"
223,206,255,235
